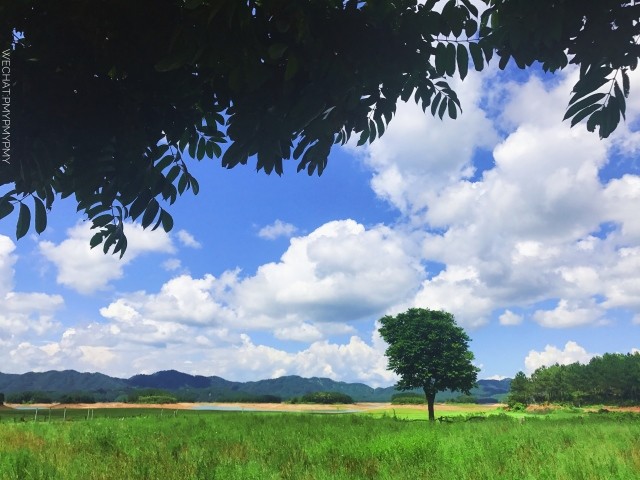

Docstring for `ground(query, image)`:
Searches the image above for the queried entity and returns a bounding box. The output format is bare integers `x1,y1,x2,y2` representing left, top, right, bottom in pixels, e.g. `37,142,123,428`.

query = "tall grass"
1,411,639,479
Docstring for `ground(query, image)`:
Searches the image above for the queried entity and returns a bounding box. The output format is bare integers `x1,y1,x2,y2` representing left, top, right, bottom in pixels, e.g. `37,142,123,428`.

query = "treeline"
2,389,285,405
4,391,98,404
289,392,354,404
390,392,498,405
509,352,640,407
1,387,327,405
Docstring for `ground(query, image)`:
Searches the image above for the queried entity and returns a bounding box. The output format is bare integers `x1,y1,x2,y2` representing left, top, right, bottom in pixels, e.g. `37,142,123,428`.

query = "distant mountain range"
0,370,511,403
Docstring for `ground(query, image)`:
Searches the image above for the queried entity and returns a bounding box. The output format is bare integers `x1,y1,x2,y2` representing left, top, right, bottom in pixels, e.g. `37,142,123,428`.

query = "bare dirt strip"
4,402,502,413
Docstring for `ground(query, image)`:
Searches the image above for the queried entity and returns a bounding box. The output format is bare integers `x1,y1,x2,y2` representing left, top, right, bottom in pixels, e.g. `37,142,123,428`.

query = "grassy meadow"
1,406,640,479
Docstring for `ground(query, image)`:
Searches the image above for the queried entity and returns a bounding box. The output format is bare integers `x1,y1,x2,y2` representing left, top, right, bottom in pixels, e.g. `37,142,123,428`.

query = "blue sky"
1,63,640,386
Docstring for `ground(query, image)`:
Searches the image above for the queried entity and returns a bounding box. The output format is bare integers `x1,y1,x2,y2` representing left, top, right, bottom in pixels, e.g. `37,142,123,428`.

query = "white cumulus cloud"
0,235,64,339
533,299,605,328
258,220,298,240
236,219,423,326
524,341,596,373
177,229,202,248
499,310,523,326
39,222,174,294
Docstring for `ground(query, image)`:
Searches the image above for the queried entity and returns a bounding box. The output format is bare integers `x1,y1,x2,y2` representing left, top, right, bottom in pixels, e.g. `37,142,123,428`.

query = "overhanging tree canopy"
1,0,636,254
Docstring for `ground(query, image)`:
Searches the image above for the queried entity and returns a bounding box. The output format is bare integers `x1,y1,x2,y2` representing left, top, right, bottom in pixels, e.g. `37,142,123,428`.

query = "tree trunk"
424,387,436,421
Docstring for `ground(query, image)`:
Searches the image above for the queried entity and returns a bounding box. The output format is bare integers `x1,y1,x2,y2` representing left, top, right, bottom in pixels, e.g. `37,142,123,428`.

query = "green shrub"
446,394,478,404
127,389,174,403
506,402,527,412
137,395,178,404
58,392,96,404
255,394,282,403
391,393,425,405
0,392,4,405
300,391,354,404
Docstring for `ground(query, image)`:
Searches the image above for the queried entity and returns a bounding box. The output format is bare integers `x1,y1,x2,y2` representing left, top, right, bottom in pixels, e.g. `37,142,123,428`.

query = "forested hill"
0,370,510,403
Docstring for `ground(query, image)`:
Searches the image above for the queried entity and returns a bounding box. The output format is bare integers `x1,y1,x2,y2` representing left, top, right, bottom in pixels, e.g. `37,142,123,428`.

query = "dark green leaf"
103,230,117,254
152,213,163,231
586,110,602,133
613,81,626,120
162,183,178,204
155,154,174,171
190,175,200,195
221,142,248,168
178,173,189,194
449,7,465,38
460,0,478,18
571,70,611,102
622,69,630,97
375,115,385,138
570,103,602,127
160,210,174,232
16,203,31,240
368,119,377,144
431,92,442,116
357,128,369,146
211,142,222,158
86,204,111,219
401,84,413,103
479,38,493,62
141,198,160,228
435,43,447,76
91,214,113,228
447,98,457,119
166,165,181,184
498,54,509,70
563,93,606,121
438,98,447,119
90,231,104,249
441,0,457,34
196,137,206,160
188,138,197,158
469,42,483,71
44,186,54,210
155,144,170,157
447,88,461,108
457,44,468,80
129,191,151,220
113,235,128,258
464,19,478,39
445,43,456,76
34,197,47,234
205,140,214,158
0,199,14,220
601,98,620,139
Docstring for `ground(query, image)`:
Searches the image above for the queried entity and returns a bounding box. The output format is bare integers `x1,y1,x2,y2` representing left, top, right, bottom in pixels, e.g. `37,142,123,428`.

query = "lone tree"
1,1,636,253
379,308,479,421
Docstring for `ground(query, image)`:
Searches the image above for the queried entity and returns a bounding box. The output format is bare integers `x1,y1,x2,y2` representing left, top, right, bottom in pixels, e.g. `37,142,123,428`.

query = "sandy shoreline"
2,402,501,413
4,402,388,412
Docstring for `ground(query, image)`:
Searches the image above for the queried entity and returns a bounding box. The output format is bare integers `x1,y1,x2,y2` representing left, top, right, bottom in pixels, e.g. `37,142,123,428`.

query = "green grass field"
1,407,639,479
